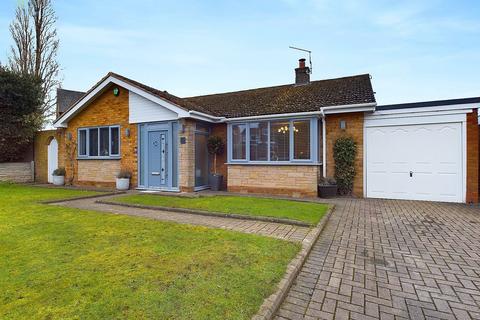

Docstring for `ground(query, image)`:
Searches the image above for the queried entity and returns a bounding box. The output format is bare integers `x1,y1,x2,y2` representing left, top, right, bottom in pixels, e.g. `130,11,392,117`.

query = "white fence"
0,162,34,183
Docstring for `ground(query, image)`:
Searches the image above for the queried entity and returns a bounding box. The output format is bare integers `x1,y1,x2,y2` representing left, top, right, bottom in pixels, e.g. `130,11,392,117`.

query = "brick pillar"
325,113,364,197
466,110,479,203
178,119,196,192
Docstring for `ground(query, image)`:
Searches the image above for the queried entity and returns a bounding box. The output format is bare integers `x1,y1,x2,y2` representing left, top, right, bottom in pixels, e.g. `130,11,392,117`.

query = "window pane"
195,123,210,133
99,127,109,156
293,120,311,160
232,124,246,159
110,127,119,155
270,121,290,161
89,128,98,156
79,130,87,156
249,122,268,161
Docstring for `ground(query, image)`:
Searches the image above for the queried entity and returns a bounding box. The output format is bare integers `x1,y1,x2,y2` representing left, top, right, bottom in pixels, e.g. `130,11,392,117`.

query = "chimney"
295,58,310,85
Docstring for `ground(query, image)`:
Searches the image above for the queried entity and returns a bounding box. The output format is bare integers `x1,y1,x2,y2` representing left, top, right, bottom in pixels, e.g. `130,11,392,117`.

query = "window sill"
227,161,322,166
77,157,121,160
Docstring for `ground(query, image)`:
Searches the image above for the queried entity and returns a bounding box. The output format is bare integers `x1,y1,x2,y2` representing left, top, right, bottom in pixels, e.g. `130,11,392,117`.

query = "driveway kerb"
96,199,313,227
40,192,126,204
252,205,335,320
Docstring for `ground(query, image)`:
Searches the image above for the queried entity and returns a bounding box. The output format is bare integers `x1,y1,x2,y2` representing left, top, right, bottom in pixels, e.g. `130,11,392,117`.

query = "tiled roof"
378,97,480,111
56,73,376,121
56,89,85,114
184,74,376,118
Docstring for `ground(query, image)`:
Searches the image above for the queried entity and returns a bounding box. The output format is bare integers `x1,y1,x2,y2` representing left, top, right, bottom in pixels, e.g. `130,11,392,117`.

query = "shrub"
319,177,337,186
333,137,357,195
117,169,132,179
52,168,65,176
0,67,43,162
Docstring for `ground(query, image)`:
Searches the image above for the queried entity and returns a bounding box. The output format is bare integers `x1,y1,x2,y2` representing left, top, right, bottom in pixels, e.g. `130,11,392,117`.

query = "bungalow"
41,59,479,203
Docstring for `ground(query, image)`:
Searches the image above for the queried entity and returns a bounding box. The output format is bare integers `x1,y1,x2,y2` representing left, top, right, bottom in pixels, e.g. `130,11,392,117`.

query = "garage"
364,101,477,203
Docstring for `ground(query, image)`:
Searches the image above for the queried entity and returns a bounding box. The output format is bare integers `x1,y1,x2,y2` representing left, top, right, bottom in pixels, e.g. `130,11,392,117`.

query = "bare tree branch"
9,0,61,123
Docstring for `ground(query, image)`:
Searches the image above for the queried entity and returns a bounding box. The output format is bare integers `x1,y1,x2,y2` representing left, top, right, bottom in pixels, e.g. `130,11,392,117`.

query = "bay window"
228,118,317,163
293,120,310,160
232,124,246,160
249,122,268,161
270,121,290,161
78,125,120,158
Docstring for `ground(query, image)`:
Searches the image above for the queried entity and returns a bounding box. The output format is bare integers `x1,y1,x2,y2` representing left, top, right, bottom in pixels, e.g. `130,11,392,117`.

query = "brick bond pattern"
325,113,364,198
276,199,480,320
34,129,59,183
228,165,320,198
62,84,138,188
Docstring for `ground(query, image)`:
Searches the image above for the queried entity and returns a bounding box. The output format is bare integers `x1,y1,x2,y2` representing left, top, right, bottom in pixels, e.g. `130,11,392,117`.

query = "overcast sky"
0,0,479,104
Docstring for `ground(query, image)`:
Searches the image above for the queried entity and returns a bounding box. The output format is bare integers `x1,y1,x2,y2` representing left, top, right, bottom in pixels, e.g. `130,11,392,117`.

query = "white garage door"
366,122,463,203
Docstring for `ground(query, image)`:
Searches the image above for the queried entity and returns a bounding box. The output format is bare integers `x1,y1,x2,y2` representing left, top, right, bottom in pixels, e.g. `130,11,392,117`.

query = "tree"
0,66,43,162
9,0,60,122
207,136,224,175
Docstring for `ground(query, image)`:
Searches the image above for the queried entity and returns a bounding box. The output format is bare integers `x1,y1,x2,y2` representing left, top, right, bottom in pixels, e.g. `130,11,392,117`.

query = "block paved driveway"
276,199,480,320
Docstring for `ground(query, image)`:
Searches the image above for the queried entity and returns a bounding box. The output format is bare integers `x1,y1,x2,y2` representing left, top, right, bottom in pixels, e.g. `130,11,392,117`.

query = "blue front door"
148,130,168,188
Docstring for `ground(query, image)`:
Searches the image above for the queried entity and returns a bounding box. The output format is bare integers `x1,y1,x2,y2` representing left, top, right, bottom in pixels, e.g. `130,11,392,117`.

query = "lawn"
0,183,300,319
112,194,329,225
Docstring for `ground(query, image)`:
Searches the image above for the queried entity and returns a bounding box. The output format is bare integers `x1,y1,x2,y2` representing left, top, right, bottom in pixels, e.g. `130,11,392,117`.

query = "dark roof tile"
56,72,376,121
57,88,85,114
184,74,376,118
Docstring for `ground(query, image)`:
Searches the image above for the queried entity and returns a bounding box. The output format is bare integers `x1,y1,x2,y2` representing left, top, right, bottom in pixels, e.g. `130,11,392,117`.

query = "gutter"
320,107,327,178
225,102,376,122
188,110,226,123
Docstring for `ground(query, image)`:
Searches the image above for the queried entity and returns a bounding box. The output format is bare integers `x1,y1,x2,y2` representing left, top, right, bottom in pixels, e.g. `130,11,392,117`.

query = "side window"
110,127,119,155
78,129,87,156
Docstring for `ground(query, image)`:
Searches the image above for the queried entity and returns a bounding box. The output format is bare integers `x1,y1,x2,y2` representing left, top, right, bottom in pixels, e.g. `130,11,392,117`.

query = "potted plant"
52,168,66,186
207,136,225,191
318,177,338,198
116,169,132,190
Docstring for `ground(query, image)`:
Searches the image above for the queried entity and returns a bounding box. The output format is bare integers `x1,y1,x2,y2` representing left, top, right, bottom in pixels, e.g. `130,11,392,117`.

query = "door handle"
409,171,413,177
151,172,160,175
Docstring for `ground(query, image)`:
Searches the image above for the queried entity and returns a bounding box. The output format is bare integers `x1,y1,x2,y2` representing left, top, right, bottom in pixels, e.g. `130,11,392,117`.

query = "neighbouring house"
34,59,480,203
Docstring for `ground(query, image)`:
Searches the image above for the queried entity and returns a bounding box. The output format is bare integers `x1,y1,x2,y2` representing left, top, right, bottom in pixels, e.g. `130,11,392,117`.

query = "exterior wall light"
340,120,346,130
67,132,72,141
125,128,130,137
113,87,120,96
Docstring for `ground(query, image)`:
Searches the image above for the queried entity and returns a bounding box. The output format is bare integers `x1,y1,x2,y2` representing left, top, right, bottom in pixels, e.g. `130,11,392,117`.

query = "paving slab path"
52,195,311,242
275,198,480,320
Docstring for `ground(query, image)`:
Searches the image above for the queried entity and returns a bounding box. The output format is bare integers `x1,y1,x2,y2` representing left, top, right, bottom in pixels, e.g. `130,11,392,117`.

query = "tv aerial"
289,46,312,74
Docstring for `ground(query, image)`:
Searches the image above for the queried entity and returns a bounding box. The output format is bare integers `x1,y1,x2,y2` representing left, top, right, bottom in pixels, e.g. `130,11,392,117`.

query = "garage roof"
378,97,480,111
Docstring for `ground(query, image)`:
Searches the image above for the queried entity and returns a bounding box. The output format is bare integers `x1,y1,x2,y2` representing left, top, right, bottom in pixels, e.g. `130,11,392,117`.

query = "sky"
0,0,479,105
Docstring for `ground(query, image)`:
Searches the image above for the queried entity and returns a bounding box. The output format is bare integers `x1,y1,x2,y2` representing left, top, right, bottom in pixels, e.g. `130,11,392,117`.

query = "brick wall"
178,119,196,192
0,162,34,183
325,112,364,197
78,160,121,184
228,165,320,197
210,123,228,190
34,130,61,183
466,110,479,203
61,84,138,188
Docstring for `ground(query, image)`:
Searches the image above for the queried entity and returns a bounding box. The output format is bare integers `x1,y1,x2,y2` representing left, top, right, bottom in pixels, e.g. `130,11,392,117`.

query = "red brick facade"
325,113,364,197
36,79,479,202
466,110,479,203
60,84,138,188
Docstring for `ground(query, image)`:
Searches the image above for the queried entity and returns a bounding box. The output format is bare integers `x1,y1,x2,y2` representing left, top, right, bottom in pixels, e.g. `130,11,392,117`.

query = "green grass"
113,194,329,225
0,183,300,319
